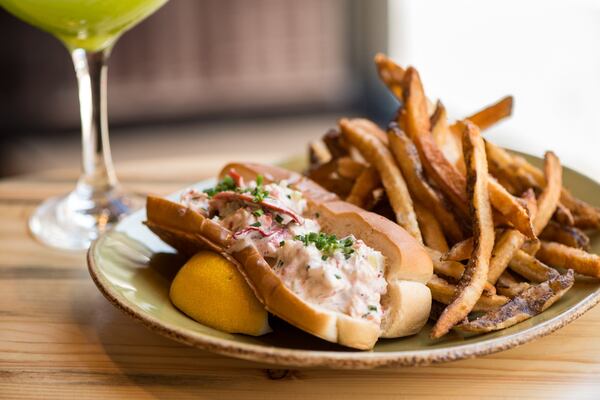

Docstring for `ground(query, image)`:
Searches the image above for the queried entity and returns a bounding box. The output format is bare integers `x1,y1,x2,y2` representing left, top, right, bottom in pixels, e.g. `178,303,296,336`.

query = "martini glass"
0,0,168,250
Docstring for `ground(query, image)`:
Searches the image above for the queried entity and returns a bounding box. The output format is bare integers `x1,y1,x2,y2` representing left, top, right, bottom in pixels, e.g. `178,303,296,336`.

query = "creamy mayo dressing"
180,174,387,324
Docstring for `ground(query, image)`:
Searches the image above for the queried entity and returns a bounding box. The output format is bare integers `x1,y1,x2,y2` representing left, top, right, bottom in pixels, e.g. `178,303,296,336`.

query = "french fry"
340,118,422,242
537,241,600,278
415,202,449,252
427,274,508,312
487,229,526,284
387,124,464,242
431,122,495,339
426,247,496,295
540,221,590,250
345,166,381,208
554,202,575,226
308,140,331,169
488,177,535,239
522,188,538,221
322,129,349,159
533,152,562,235
352,118,389,145
426,247,464,279
561,192,600,230
496,270,530,298
374,53,406,101
431,101,465,173
307,159,354,198
508,249,559,283
336,157,366,180
399,68,469,219
456,270,574,333
463,96,514,131
485,141,539,192
443,238,473,262
486,141,600,230
400,68,534,238
445,229,529,285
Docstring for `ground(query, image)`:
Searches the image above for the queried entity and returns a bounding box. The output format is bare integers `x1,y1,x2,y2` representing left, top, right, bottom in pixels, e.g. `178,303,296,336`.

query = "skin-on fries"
322,129,349,159
309,140,331,169
307,54,598,340
400,68,534,239
508,250,559,283
388,124,464,242
340,118,422,242
463,96,514,131
426,247,496,295
554,202,575,226
537,241,600,278
345,166,381,209
443,237,472,262
431,101,465,174
374,53,406,101
336,157,366,180
444,229,528,286
533,152,562,235
431,123,495,339
457,270,574,333
427,274,508,312
400,68,469,219
486,139,600,230
496,270,530,298
415,202,449,252
540,221,590,250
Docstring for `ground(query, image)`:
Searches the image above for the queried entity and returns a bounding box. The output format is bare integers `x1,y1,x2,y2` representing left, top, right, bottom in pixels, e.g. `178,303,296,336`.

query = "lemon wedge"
170,251,271,336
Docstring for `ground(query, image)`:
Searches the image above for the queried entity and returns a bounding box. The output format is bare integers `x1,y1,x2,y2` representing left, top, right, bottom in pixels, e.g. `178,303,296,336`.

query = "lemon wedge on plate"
170,251,271,336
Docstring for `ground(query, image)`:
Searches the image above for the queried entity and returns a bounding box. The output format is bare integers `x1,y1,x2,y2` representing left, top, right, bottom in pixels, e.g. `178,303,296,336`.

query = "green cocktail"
0,0,169,250
1,0,166,50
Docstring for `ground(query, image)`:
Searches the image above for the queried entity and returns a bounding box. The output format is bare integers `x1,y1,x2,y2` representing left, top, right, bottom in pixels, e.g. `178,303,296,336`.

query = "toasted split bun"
146,163,432,349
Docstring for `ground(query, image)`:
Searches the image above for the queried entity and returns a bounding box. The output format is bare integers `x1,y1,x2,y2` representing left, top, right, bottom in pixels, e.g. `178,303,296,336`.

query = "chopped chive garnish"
368,305,377,312
321,255,328,261
279,240,285,247
334,274,342,280
252,209,264,217
294,233,354,259
275,214,284,224
250,221,261,227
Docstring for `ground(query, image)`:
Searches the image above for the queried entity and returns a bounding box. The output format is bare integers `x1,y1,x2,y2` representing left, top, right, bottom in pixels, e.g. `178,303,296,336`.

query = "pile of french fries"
307,54,600,338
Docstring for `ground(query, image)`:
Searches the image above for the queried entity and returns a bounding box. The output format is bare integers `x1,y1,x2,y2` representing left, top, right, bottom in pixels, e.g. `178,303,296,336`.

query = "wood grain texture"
1,157,600,399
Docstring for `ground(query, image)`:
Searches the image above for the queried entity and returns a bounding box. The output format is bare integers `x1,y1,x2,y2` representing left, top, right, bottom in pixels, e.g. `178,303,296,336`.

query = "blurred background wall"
1,0,599,178
0,0,392,177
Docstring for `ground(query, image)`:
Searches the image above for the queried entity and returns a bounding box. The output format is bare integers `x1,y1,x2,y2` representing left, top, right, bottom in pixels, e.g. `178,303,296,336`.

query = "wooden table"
2,156,600,400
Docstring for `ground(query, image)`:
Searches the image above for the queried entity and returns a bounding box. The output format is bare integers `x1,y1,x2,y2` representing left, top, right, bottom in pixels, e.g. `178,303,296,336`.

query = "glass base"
29,186,144,251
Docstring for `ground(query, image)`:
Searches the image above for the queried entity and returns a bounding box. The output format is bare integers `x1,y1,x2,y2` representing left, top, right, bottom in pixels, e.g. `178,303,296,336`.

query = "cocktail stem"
71,47,118,198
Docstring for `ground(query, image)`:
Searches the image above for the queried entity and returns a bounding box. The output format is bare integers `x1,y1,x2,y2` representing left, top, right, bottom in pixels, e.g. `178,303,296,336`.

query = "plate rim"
87,152,600,369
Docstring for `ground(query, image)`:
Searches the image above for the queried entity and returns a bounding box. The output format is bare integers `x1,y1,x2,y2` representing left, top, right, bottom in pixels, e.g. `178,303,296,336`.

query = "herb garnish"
279,240,285,247
203,175,236,197
294,232,355,259
250,221,261,227
275,214,284,224
252,209,264,217
203,174,269,203
368,305,378,312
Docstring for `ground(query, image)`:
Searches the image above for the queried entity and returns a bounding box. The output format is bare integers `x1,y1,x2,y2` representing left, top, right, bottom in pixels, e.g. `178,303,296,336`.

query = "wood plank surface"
1,156,600,400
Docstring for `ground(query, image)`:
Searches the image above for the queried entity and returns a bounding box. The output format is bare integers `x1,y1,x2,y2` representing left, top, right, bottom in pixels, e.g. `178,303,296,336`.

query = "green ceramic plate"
87,153,600,369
